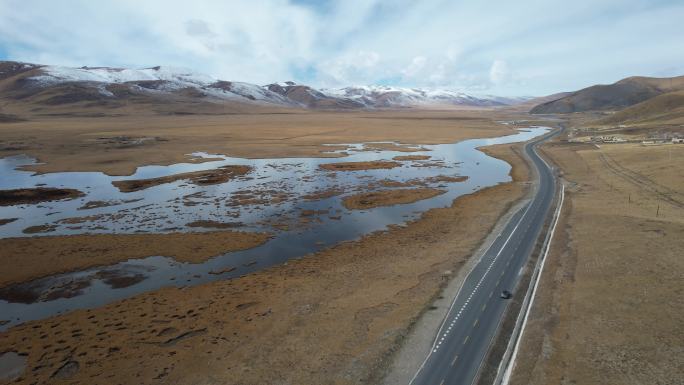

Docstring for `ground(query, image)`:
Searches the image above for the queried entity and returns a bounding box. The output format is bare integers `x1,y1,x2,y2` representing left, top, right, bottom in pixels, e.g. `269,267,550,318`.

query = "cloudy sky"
1,0,683,96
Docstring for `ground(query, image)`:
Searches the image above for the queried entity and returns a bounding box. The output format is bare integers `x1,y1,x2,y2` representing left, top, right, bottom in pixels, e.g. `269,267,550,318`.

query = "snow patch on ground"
96,84,114,97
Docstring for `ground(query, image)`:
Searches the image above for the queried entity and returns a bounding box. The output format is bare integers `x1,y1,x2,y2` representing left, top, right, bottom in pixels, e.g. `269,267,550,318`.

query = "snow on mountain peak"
10,62,527,109
317,85,514,107
31,65,216,87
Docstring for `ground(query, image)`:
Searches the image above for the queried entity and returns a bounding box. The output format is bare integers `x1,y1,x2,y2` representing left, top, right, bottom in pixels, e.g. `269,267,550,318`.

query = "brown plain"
0,109,516,175
319,160,400,171
0,218,17,226
0,188,84,206
342,188,446,210
111,165,251,192
427,175,469,183
392,155,431,161
0,231,271,287
185,220,242,229
510,139,683,384
0,142,533,385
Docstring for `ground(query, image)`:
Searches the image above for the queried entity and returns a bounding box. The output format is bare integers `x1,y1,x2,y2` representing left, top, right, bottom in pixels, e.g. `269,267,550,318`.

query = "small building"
592,135,626,143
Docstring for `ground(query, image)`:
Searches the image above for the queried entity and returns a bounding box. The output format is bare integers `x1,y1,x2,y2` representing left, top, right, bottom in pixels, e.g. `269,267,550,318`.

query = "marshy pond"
0,127,549,329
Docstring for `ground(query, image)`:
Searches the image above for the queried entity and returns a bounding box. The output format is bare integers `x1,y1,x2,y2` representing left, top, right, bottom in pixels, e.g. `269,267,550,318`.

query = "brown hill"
265,82,365,109
596,90,684,125
0,61,281,118
502,92,572,112
0,60,528,120
530,75,684,114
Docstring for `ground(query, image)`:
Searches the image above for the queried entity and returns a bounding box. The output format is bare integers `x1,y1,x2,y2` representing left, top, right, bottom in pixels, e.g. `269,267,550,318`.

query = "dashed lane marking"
409,170,544,383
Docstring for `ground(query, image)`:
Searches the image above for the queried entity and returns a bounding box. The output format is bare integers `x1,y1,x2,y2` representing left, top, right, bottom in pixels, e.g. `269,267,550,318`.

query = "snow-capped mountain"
264,81,365,108
15,64,296,106
30,65,216,86
263,82,530,108
0,61,529,110
321,85,522,107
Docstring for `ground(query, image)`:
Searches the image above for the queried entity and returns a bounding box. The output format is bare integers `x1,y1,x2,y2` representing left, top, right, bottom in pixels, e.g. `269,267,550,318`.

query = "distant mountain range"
7,61,679,126
0,61,528,113
530,74,684,125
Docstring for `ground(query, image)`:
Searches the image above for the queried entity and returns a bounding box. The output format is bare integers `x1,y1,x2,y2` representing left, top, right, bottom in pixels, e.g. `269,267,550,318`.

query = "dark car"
500,290,512,299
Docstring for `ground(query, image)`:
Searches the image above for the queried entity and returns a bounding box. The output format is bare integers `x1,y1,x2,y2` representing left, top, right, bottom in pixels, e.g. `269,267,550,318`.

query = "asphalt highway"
410,128,559,385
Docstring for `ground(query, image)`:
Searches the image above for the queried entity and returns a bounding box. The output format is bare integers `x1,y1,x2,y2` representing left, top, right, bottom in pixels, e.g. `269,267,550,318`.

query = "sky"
1,0,683,96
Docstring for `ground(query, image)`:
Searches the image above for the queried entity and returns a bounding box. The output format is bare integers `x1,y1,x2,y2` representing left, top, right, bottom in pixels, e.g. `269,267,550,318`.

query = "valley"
0,59,682,385
0,92,550,383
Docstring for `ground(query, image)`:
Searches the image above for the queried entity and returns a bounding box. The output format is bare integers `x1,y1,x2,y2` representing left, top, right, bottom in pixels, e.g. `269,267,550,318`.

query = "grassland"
342,188,446,210
510,138,683,384
0,137,534,385
0,231,272,287
111,165,252,192
0,109,516,175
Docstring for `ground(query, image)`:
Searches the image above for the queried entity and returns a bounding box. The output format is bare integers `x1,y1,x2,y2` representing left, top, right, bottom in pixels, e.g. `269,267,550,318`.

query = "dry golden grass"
341,188,446,210
0,109,519,175
0,143,531,385
392,155,431,161
0,231,271,287
110,165,251,192
511,140,683,384
319,160,401,171
0,188,84,206
597,90,684,126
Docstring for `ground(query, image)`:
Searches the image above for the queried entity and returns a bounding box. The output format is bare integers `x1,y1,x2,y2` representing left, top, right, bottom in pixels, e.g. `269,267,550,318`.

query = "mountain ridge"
530,74,684,114
0,61,529,114
596,90,684,126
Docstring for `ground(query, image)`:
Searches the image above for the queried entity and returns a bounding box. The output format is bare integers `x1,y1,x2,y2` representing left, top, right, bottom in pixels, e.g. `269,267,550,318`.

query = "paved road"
410,128,560,385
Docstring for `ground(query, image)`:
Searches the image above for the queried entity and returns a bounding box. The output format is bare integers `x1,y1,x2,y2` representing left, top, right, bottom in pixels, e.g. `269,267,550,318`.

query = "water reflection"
0,127,549,329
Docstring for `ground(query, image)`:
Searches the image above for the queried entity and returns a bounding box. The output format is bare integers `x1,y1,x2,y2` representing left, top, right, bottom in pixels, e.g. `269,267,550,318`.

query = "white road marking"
409,139,548,384
500,183,565,385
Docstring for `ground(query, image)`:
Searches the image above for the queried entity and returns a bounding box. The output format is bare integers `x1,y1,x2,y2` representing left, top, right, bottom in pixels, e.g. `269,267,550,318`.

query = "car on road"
500,290,512,299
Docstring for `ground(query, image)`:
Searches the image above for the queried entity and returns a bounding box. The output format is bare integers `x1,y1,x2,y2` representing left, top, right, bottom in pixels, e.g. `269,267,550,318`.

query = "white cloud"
401,56,427,78
0,0,682,95
489,60,510,85
319,50,381,85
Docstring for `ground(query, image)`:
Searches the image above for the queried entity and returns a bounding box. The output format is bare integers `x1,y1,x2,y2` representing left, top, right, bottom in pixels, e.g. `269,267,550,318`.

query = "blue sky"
1,0,683,96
